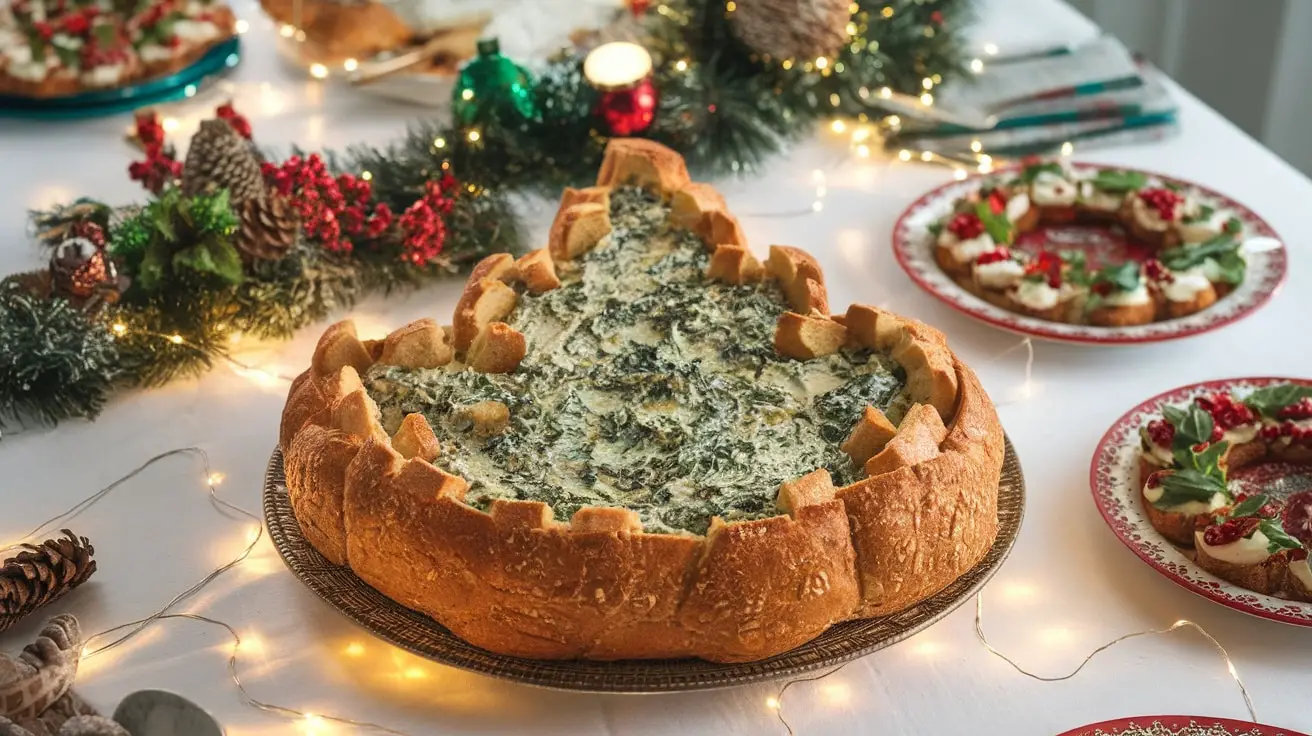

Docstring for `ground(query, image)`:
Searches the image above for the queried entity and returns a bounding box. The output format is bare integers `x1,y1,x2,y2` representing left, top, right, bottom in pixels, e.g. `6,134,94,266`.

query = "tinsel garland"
0,0,970,427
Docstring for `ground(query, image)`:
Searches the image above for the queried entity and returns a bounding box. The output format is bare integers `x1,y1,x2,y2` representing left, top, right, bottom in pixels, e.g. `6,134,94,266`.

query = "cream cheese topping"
1178,199,1231,243
1031,170,1077,207
139,44,176,62
1196,529,1274,566
1005,191,1031,221
1131,195,1174,231
82,63,127,87
1143,481,1226,515
974,259,1025,291
1223,424,1260,445
1014,279,1059,311
1077,181,1125,212
1162,266,1213,302
1102,282,1152,307
174,19,221,42
1143,440,1174,466
949,233,995,265
1290,558,1312,592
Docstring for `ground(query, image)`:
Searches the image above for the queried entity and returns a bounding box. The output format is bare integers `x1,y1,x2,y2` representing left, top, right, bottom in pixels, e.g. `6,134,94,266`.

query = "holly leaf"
973,201,1013,244
137,242,168,292
174,239,243,285
1225,216,1244,234
1176,439,1228,479
1258,520,1304,554
927,220,943,237
1092,261,1142,293
1208,250,1246,285
1163,404,1214,451
1243,384,1312,418
1182,203,1215,224
1160,235,1241,271
1019,162,1064,184
1227,494,1269,520
1091,169,1147,192
1156,468,1226,509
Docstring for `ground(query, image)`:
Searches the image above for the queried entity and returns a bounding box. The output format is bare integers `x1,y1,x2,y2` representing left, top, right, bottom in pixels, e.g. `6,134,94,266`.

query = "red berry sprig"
127,111,182,195
1196,392,1257,431
1023,251,1062,288
1146,418,1174,447
1203,516,1260,546
216,102,252,139
398,175,459,266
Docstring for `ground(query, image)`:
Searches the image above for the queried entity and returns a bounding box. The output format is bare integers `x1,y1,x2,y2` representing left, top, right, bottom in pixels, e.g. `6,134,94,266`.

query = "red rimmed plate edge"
1056,715,1311,736
1089,376,1312,627
890,162,1288,346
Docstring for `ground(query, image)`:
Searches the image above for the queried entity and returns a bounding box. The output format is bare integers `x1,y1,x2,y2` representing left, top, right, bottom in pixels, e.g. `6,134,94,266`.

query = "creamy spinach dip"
365,187,910,534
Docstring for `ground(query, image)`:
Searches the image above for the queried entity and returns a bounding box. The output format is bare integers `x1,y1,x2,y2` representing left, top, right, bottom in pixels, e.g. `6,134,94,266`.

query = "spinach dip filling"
365,187,911,534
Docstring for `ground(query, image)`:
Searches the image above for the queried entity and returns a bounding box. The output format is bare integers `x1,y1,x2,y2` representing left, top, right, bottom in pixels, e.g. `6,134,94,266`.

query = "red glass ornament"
596,77,658,136
629,0,649,16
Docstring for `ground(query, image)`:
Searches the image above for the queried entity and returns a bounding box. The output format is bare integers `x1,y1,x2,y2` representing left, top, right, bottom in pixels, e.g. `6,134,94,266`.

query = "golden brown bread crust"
1193,532,1289,595
282,138,1003,662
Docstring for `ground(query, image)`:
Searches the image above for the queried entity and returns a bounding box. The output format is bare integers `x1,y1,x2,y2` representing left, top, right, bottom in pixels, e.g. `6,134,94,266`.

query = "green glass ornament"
452,38,539,125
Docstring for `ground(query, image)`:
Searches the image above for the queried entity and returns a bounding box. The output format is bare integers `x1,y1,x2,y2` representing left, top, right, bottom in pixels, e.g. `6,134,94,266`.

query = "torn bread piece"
467,323,527,373
840,406,899,467
380,318,453,369
393,413,440,461
864,403,947,476
453,278,518,353
516,249,562,294
774,312,847,360
311,320,375,378
775,469,836,516
595,138,691,194
706,244,764,284
549,202,612,261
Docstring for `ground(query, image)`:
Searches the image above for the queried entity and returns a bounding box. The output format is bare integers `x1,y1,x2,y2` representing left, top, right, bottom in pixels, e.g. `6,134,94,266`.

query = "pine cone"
181,119,266,205
728,0,852,61
0,532,97,635
233,195,300,262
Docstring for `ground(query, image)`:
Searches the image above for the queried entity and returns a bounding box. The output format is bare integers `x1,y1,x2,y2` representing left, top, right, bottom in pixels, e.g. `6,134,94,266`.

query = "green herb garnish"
1018,162,1065,184
1227,493,1270,520
1155,468,1226,509
1163,404,1215,452
1258,520,1304,554
1243,384,1312,418
973,201,1013,244
1091,169,1147,192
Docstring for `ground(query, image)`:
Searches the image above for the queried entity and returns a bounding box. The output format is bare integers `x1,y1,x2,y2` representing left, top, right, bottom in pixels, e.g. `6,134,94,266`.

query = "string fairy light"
3,445,432,735
973,594,1257,722
106,321,295,386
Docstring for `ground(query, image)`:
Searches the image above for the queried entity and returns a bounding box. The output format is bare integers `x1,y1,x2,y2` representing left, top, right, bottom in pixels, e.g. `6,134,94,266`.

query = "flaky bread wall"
279,138,1003,662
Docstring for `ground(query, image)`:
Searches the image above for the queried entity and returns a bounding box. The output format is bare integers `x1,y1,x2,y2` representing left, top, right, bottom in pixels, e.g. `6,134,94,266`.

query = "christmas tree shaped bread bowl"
279,139,1005,663
1138,385,1312,602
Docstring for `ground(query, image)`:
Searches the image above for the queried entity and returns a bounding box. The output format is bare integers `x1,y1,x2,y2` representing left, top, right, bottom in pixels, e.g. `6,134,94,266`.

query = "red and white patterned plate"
891,164,1287,345
1090,377,1312,626
1057,715,1310,736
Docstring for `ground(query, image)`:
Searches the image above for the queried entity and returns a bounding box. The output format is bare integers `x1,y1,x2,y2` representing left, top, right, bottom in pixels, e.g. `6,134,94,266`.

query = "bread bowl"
280,139,1004,662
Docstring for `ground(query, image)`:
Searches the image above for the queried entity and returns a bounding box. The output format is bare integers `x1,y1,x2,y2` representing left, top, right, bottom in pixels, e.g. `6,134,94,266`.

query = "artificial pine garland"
0,0,970,427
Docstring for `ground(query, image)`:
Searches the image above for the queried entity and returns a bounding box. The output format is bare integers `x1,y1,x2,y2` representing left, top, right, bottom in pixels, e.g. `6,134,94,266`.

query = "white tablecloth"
2,0,1308,733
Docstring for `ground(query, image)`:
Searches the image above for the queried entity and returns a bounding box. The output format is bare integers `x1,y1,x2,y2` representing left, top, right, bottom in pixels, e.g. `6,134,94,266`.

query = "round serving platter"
1056,715,1310,736
891,163,1287,345
264,437,1025,693
1091,377,1312,627
0,36,241,120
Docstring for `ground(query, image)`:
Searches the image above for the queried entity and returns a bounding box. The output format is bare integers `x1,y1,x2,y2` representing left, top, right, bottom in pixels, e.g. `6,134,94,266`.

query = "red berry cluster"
397,175,459,266
1195,392,1256,432
128,110,181,195
1024,251,1062,288
1138,188,1183,221
1143,259,1172,283
263,154,395,253
974,247,1011,266
216,102,251,139
1146,418,1175,447
1203,516,1260,546
1260,422,1312,443
1277,397,1312,421
947,212,985,240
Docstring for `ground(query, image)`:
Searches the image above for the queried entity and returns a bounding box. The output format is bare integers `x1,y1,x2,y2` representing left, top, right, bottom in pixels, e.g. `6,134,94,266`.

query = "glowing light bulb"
309,63,328,79
921,77,933,90
815,56,828,70
886,114,901,127
583,42,653,90
879,86,892,99
111,323,127,336
766,697,780,710
970,58,985,73
208,472,226,486
920,92,934,106
169,334,184,344
984,42,999,55
920,151,933,162
954,169,968,180
344,642,365,657
467,130,481,142
674,59,688,72
343,58,358,71
978,154,993,167
855,144,870,158
1060,141,1075,156
234,19,249,33
970,139,982,153
461,89,474,101
162,117,179,132
898,149,912,161
830,120,846,133
361,171,373,181
278,24,295,37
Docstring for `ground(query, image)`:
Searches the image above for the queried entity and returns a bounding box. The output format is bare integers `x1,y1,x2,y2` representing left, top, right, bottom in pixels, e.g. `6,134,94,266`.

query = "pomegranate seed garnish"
1139,187,1183,221
1278,397,1312,420
1143,259,1172,283
975,247,1011,266
1146,471,1168,489
1147,418,1175,447
947,212,986,240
